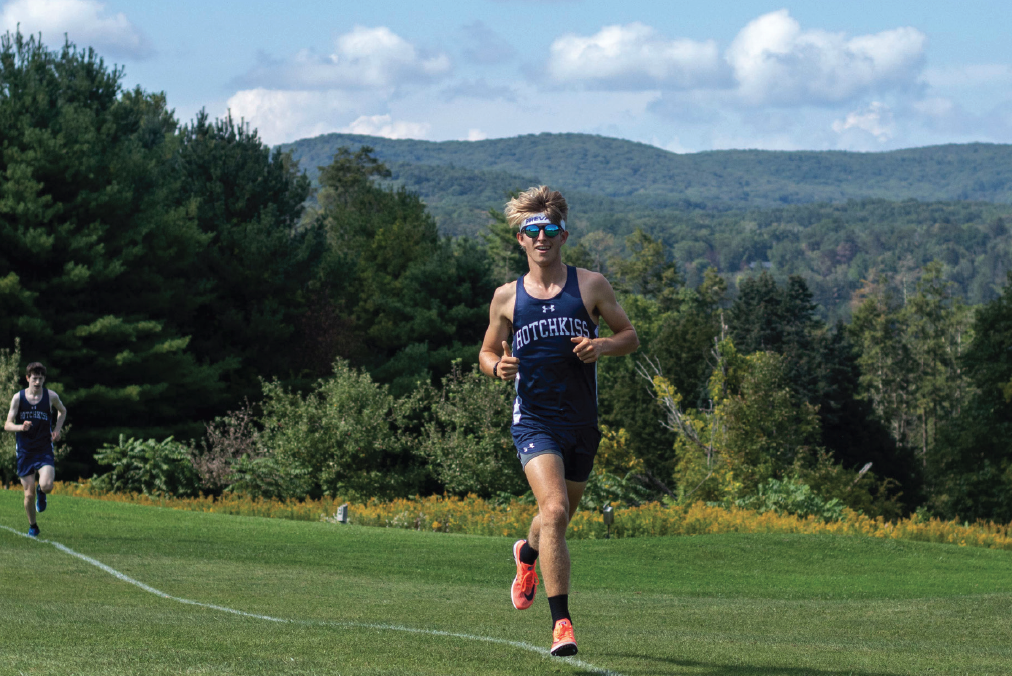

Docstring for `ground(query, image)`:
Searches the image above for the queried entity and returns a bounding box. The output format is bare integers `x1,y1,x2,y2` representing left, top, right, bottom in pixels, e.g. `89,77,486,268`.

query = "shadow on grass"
595,654,900,676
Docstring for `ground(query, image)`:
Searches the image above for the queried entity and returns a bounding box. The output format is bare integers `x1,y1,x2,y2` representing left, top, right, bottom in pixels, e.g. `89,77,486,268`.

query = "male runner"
5,362,66,536
479,186,638,656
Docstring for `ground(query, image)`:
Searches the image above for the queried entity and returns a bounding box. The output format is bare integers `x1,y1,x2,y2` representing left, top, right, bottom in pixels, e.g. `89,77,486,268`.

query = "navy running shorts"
17,449,55,478
512,419,601,483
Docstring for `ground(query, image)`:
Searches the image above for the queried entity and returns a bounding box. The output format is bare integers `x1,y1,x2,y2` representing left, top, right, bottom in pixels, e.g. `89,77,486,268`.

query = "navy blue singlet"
16,388,53,454
511,266,598,428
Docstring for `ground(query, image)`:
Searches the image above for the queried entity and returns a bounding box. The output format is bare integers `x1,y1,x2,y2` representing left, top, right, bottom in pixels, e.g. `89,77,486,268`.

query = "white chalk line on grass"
1,524,622,676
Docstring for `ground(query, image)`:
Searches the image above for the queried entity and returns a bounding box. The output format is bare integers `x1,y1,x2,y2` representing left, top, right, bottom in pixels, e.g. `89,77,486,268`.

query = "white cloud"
343,114,430,139
241,25,450,90
543,13,926,106
726,9,926,105
1,0,150,58
547,23,723,90
224,89,430,144
832,101,894,142
225,88,360,145
466,128,487,141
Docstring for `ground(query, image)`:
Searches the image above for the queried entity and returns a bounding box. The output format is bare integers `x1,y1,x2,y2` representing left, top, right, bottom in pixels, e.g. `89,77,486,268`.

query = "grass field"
2,493,1011,675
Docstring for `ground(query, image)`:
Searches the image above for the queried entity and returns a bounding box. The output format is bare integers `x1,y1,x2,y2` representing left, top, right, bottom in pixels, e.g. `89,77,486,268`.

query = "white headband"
521,213,566,231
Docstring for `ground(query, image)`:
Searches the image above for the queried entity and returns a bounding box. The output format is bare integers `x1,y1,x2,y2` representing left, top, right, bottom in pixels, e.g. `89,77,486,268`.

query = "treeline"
37,243,1012,523
2,34,1011,523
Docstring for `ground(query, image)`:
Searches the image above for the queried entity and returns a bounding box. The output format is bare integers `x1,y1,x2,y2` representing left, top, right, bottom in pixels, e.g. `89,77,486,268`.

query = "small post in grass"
603,505,614,539
336,503,349,524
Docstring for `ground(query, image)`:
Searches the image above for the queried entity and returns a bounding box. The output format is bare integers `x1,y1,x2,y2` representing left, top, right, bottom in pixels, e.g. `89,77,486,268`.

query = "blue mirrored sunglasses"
521,223,562,239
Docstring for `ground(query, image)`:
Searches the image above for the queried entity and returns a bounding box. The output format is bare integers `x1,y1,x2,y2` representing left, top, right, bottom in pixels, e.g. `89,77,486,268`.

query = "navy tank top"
511,266,598,428
16,388,53,454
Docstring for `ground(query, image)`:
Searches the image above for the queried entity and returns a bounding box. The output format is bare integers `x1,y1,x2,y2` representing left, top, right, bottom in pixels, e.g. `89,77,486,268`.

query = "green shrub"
733,477,845,522
226,454,313,500
794,450,904,520
413,364,526,498
257,359,425,500
92,436,201,497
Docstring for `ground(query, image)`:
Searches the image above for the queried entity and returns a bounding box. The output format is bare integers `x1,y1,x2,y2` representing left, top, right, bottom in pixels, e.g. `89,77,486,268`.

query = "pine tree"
0,33,226,467
904,262,974,464
850,279,915,447
309,147,496,393
172,110,319,400
928,271,1012,520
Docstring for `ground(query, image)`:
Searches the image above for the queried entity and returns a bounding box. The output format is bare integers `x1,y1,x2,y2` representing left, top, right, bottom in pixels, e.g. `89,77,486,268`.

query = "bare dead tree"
189,400,263,491
636,352,723,500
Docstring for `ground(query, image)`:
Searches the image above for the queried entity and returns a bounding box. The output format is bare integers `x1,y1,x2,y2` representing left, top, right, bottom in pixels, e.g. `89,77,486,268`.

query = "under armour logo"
542,304,555,313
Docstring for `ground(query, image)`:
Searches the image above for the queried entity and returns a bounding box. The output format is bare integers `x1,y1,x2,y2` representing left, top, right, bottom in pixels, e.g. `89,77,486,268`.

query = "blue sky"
6,0,1012,151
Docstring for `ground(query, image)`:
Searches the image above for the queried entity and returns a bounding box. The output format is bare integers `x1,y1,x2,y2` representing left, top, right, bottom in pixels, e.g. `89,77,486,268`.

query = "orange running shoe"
511,539,539,610
550,618,578,657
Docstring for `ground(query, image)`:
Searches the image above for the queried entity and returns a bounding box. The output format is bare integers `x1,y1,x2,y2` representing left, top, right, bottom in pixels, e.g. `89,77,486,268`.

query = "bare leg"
38,465,55,493
20,473,37,526
527,480,588,551
524,455,588,596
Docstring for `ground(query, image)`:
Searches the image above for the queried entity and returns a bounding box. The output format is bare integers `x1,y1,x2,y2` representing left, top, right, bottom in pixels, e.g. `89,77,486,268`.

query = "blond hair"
504,186,568,229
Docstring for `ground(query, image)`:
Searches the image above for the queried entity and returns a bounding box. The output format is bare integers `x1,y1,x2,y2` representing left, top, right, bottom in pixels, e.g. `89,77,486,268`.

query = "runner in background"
5,362,66,536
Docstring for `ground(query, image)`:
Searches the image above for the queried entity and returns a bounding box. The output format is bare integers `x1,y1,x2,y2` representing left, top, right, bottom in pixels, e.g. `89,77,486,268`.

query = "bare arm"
479,283,520,381
4,393,25,432
49,390,67,442
571,271,639,363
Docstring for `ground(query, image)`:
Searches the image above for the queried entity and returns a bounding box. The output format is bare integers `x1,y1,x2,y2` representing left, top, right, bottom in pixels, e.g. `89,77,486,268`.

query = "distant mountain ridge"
281,133,1012,212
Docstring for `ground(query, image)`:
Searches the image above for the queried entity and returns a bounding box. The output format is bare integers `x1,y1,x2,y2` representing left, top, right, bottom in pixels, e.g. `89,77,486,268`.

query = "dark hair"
26,362,46,377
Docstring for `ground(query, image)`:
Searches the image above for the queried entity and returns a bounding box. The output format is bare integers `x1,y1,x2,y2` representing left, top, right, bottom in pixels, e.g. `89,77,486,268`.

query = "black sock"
519,541,538,565
548,595,570,625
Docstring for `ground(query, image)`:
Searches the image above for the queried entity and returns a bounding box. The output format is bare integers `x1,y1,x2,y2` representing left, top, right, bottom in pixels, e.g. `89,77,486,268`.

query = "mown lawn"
1,492,1010,675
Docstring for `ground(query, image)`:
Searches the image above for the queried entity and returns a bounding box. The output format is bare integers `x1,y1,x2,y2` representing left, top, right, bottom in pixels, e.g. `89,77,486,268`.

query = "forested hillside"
281,133,1012,215
589,199,1012,321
